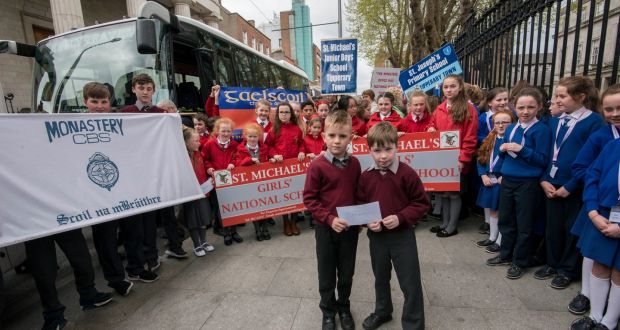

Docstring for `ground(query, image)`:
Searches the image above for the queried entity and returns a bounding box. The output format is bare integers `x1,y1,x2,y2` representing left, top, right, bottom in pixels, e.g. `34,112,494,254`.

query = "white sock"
601,281,620,329
496,233,502,246
484,208,490,224
581,258,594,298
489,215,499,241
589,273,611,323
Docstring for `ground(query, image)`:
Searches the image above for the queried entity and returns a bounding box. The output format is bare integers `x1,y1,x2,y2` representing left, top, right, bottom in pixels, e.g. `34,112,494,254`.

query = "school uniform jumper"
541,109,604,278
303,134,325,155
202,138,238,234
497,120,551,268
234,141,270,167
265,122,304,159
204,96,220,117
477,110,495,145
366,110,402,131
476,136,505,211
303,153,361,317
398,112,432,133
356,161,430,330
351,115,368,136
184,151,212,232
571,124,620,239
579,139,620,270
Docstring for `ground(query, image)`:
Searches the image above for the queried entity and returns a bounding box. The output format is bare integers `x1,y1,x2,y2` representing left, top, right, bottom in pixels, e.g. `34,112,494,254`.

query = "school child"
567,84,620,315
475,110,515,253
203,117,241,246
234,123,273,241
338,95,367,137
317,100,330,124
205,84,221,117
386,86,407,118
535,76,604,289
301,100,317,127
569,138,620,330
486,87,552,280
366,92,402,130
398,89,433,133
266,102,306,236
358,99,372,122
362,88,379,114
81,82,135,295
427,74,479,237
477,88,509,145
356,122,429,330
291,101,307,135
303,110,361,330
304,118,326,159
120,73,165,113
120,73,163,278
181,128,215,256
193,113,211,148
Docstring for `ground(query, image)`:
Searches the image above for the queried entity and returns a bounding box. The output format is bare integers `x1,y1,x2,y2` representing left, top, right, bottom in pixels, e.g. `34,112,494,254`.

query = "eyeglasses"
279,111,291,114
494,121,511,126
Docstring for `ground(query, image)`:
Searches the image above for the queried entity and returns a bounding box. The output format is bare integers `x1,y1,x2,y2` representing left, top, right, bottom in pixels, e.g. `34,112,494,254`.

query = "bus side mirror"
136,19,157,54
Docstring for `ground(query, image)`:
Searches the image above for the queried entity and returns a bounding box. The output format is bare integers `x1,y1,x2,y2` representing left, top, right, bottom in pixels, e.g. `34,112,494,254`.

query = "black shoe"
570,316,596,330
436,229,458,237
147,259,161,272
592,323,610,330
478,222,490,234
506,264,525,279
322,316,336,330
42,317,67,330
255,230,263,241
165,247,189,259
339,311,355,330
486,255,511,266
550,274,572,289
231,232,244,243
109,279,133,296
127,270,159,283
568,293,590,315
80,291,113,310
362,313,392,330
476,239,495,247
262,228,271,240
430,225,443,233
533,265,556,280
224,234,233,246
485,243,500,253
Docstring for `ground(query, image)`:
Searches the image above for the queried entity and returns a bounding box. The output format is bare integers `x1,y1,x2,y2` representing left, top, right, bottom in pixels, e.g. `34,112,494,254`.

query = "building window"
243,31,248,44
596,0,604,15
259,43,264,53
252,37,256,49
266,47,270,54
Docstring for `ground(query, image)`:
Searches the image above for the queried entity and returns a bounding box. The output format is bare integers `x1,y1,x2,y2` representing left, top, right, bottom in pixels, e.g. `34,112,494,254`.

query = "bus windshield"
33,20,172,113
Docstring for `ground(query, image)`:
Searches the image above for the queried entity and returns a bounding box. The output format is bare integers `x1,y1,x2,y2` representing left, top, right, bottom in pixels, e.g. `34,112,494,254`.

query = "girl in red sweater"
266,102,305,236
303,118,325,159
366,92,402,131
204,85,221,117
428,74,479,237
338,95,367,137
399,89,433,133
235,123,273,241
182,128,215,257
203,118,242,246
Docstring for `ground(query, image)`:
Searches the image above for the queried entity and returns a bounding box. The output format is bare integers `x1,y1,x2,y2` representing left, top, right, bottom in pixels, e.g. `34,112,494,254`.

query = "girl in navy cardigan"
570,139,620,330
476,110,515,253
568,84,620,315
536,77,604,290
486,88,551,280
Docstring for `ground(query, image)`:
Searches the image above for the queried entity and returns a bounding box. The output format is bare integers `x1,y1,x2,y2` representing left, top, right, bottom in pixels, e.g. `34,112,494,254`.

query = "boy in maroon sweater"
303,110,361,330
357,122,429,330
120,74,165,113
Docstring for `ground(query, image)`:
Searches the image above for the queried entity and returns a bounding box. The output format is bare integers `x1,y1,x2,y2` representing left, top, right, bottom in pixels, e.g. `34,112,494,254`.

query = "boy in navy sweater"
357,122,429,330
304,110,361,330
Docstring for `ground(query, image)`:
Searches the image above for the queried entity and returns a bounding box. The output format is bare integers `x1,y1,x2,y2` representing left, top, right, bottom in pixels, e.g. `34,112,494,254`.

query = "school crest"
440,131,460,148
87,152,119,191
214,170,232,187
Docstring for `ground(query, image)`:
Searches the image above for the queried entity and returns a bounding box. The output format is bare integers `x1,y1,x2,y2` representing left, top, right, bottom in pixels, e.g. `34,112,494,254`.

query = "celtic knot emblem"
87,152,119,191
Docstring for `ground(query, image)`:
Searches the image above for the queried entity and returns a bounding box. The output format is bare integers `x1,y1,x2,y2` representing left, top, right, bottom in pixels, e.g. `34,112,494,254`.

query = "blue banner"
219,87,308,109
399,43,463,94
320,38,358,94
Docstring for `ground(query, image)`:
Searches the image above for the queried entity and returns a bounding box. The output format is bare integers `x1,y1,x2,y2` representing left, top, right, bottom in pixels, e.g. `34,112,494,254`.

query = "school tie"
556,116,571,144
141,105,150,112
260,121,267,127
332,157,349,169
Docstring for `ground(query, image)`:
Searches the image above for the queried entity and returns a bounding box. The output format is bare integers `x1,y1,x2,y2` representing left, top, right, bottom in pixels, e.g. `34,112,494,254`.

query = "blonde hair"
243,122,263,137
324,110,352,131
213,117,235,137
406,89,432,116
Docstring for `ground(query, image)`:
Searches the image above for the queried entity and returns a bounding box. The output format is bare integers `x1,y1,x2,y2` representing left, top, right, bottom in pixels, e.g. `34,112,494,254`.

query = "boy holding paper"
303,110,361,330
356,122,430,330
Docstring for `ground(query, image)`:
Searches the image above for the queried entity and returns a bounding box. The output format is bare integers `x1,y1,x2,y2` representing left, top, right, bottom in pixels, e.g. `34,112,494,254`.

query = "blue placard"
320,38,357,94
219,87,308,109
399,43,463,93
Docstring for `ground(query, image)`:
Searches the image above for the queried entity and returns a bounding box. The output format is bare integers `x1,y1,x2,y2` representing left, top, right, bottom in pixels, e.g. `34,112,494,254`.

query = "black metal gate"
454,0,620,96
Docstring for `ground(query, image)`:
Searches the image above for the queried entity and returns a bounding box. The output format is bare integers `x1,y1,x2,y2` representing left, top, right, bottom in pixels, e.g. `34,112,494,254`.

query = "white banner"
370,67,401,96
0,113,204,247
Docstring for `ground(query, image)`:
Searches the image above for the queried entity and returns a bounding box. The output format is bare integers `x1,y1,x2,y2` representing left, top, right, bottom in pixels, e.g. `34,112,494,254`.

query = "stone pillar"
204,14,220,29
126,0,146,17
50,0,84,34
173,0,192,18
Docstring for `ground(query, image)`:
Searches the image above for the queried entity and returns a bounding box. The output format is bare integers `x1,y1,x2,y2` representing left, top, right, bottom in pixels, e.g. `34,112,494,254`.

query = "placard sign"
320,38,358,94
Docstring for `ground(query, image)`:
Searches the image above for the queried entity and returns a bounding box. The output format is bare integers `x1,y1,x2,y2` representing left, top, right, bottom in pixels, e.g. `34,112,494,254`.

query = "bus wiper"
52,38,121,112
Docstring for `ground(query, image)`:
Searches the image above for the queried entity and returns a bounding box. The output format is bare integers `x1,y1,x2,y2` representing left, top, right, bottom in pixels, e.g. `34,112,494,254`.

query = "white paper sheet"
336,201,382,226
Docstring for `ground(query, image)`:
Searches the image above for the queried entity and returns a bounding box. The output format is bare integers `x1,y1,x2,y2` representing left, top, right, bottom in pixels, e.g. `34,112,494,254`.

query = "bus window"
216,49,235,86
196,50,216,95
234,49,254,87
280,68,291,89
255,59,270,87
173,42,204,111
270,64,283,88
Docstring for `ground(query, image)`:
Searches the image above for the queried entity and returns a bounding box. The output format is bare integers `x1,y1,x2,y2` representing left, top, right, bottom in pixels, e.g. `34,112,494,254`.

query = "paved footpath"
3,216,578,330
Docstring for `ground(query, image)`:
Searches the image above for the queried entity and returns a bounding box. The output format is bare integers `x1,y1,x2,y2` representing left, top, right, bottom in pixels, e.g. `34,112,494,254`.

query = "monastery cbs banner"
0,113,204,247
215,131,460,226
